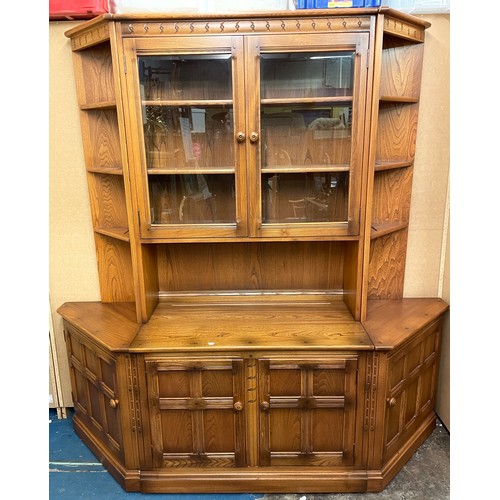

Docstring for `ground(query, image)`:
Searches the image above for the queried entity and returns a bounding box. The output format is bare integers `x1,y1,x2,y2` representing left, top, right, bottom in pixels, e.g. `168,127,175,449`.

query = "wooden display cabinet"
57,7,448,493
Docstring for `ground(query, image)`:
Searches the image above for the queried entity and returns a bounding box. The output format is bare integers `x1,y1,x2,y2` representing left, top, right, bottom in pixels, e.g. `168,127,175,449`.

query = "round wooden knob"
387,397,397,407
236,131,246,142
109,399,119,409
260,401,270,411
250,132,259,143
233,401,243,411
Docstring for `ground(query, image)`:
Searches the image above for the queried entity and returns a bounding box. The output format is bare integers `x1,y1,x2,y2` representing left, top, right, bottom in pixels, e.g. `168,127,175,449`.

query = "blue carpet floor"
49,408,261,499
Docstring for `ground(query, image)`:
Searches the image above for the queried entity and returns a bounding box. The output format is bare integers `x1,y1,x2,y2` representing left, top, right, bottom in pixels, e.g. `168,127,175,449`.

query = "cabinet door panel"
64,325,124,461
383,319,442,463
258,356,358,467
146,357,246,468
123,37,248,239
246,33,369,238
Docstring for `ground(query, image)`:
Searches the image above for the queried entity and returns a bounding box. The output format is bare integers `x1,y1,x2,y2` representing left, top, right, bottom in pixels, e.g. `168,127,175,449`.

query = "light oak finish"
57,7,447,494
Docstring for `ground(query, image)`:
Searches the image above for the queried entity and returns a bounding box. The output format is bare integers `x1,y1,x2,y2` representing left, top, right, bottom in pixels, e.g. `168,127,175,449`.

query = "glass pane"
144,105,234,169
149,174,236,225
261,104,351,168
261,52,354,99
262,172,348,224
138,55,232,101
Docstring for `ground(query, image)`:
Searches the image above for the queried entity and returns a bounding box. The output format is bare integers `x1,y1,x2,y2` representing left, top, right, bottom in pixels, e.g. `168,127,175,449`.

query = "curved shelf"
94,227,130,242
370,221,409,240
80,100,117,110
88,166,124,175
379,96,419,104
374,160,413,172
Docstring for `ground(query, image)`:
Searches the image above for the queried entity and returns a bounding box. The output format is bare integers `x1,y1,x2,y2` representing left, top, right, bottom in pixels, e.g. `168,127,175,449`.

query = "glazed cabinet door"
145,356,246,468
123,36,248,239
246,33,369,237
257,355,358,466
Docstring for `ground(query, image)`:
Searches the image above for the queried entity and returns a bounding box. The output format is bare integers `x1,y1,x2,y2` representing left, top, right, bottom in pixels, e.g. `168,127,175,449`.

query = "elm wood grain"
366,412,436,492
362,298,449,351
88,174,128,228
82,109,122,170
94,234,136,303
157,241,345,292
146,357,246,468
374,160,412,172
376,102,419,163
72,42,115,106
382,318,441,463
258,355,358,467
371,166,413,225
367,228,408,300
129,301,372,353
370,221,408,239
138,468,369,494
57,302,140,352
65,325,124,461
380,38,424,100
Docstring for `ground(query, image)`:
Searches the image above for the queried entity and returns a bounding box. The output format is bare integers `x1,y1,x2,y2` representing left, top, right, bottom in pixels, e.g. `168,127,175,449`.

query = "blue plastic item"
296,0,381,8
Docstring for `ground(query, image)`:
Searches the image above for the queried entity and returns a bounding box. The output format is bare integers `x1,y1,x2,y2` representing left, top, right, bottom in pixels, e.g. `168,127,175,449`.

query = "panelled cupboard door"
64,325,124,463
382,320,442,463
123,36,248,239
258,355,358,466
246,33,369,238
145,357,246,468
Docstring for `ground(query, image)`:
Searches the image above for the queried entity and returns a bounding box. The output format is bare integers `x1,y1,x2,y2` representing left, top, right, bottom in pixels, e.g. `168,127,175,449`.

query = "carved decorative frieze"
120,16,371,37
126,355,142,433
71,23,110,50
383,15,425,42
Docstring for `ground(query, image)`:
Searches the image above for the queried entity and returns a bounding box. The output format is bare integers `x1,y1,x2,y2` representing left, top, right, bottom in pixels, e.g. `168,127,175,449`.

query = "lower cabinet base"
73,409,437,494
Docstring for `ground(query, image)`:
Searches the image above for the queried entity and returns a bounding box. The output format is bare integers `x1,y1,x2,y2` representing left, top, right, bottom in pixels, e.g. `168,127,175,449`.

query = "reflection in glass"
262,172,348,224
138,55,232,101
149,174,236,225
261,104,352,168
144,105,234,169
261,52,354,99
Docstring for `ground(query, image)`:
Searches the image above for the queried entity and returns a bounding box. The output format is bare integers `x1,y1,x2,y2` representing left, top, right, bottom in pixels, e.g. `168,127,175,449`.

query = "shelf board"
94,227,130,242
80,100,117,110
129,298,372,352
143,99,232,107
147,167,235,175
379,96,419,104
374,160,413,172
261,96,353,105
370,221,409,239
363,298,449,351
141,234,361,244
262,164,350,174
88,166,124,175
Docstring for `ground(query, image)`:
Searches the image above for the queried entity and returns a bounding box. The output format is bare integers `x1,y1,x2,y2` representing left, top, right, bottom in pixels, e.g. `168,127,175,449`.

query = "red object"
49,0,109,20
